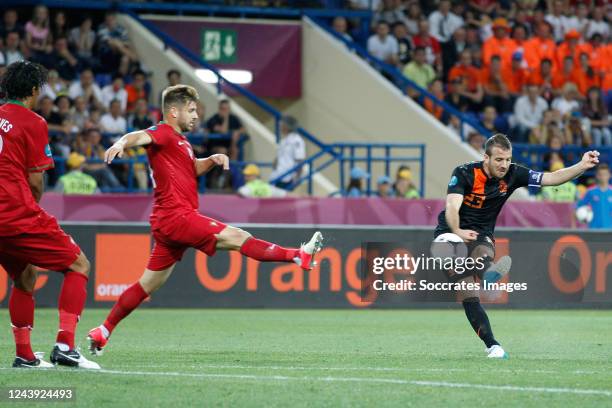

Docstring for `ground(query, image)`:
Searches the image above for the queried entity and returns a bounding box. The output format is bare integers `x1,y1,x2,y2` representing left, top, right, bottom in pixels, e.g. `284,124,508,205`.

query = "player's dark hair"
0,60,48,101
162,84,199,112
167,69,180,79
484,133,512,156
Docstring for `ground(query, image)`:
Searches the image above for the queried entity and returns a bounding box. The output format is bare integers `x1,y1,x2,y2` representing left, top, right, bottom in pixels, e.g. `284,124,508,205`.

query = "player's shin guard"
56,271,88,349
9,287,36,361
462,297,499,348
103,282,148,335
239,237,299,262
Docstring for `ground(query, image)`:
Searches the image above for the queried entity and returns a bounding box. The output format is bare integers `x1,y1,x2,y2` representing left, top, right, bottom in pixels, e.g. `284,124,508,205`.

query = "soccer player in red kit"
0,61,99,369
87,85,323,355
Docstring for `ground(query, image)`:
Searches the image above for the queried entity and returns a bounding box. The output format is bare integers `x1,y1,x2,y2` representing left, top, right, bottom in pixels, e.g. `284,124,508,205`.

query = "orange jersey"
574,68,602,95
482,36,517,67
552,69,582,90
503,66,528,94
555,42,593,68
448,64,482,91
523,37,556,70
528,69,555,87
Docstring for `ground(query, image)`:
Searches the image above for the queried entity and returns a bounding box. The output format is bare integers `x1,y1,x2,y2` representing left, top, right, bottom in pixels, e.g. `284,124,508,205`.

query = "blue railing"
311,17,491,141
49,141,426,196
335,143,425,197
268,142,426,197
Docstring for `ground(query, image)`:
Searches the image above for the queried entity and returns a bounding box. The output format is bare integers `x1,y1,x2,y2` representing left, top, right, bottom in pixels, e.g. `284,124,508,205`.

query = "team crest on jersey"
448,176,458,187
499,180,508,194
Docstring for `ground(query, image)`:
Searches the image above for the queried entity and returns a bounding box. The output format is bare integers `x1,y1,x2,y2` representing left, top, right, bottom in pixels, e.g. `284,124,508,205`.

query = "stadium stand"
0,0,610,200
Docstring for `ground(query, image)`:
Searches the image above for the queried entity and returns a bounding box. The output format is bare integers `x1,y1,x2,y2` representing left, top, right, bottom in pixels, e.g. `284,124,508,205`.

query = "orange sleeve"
448,66,460,82
602,71,612,92
574,69,588,95
555,43,568,69
482,38,495,66
552,72,565,89
528,71,542,86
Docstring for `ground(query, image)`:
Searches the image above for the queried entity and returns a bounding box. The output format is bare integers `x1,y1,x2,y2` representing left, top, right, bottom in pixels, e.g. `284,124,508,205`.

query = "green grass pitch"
1,309,611,407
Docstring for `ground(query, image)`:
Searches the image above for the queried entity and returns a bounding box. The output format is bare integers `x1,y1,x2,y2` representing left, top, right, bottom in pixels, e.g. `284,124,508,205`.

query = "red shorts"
147,212,227,271
0,218,82,280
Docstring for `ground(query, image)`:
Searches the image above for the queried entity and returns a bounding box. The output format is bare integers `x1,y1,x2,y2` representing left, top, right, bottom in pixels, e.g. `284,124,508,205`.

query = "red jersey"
144,123,198,227
0,101,54,236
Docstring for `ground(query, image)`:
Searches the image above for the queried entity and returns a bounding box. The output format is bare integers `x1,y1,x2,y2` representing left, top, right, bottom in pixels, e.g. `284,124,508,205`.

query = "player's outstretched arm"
541,150,600,186
195,154,229,177
445,193,478,242
105,131,153,164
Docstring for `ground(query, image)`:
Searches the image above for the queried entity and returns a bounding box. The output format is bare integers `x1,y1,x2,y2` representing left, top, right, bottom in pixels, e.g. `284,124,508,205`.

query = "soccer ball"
430,233,468,259
575,206,593,224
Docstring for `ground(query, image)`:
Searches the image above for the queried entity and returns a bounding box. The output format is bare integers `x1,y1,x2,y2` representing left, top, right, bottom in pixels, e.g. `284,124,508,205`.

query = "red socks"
9,287,35,361
103,282,148,334
56,272,88,349
239,238,299,262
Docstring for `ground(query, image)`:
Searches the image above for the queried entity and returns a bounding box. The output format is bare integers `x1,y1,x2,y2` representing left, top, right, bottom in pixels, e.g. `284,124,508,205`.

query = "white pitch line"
3,368,611,397
119,363,606,376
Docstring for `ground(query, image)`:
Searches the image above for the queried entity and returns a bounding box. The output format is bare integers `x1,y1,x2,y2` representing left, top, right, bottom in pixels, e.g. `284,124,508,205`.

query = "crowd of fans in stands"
1,2,608,202
0,6,251,193
335,0,611,169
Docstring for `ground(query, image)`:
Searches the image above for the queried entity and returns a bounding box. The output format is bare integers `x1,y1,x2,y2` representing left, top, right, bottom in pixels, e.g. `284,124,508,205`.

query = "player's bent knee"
139,268,172,294
15,266,37,292
69,253,91,277
217,226,251,250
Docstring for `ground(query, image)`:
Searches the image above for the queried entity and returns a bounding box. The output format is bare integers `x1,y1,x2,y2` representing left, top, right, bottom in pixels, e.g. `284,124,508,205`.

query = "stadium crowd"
329,0,612,202
1,2,609,203
336,0,611,156
0,6,250,194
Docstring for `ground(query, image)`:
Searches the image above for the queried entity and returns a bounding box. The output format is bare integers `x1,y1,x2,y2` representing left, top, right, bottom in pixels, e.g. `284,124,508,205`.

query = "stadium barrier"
0,224,608,309
39,193,579,228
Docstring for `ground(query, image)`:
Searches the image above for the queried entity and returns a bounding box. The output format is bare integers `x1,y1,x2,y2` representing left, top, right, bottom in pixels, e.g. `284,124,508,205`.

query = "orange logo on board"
95,234,151,301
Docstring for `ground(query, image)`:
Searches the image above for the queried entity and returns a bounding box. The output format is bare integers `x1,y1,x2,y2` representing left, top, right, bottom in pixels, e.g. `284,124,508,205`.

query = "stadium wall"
1,224,609,309
120,13,335,195
39,193,578,228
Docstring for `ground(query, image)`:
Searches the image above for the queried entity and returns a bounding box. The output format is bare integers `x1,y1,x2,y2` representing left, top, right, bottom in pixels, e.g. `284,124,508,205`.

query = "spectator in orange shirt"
576,52,601,96
529,58,555,102
552,56,580,93
448,49,481,92
482,55,512,113
510,23,529,58
482,18,516,68
125,69,148,114
588,33,608,75
447,49,484,109
555,30,592,69
504,52,528,98
523,22,556,71
424,79,445,120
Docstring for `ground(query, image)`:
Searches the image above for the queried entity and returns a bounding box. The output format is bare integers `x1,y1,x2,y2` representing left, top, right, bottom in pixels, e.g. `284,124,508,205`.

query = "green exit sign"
201,29,237,64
